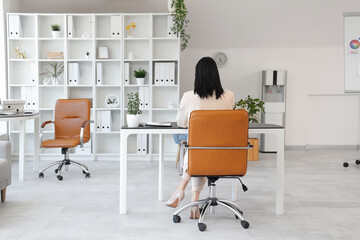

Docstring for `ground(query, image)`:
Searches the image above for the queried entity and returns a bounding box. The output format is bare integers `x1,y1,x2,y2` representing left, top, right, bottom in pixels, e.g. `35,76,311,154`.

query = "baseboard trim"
306,145,360,150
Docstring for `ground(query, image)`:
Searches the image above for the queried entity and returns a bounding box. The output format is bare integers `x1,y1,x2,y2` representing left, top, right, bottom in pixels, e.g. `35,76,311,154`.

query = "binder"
110,16,121,38
167,16,176,38
141,134,148,154
159,63,165,86
124,62,130,85
30,63,36,85
96,111,101,132
21,87,28,109
154,63,160,85
164,63,170,86
101,110,111,132
144,87,150,110
139,87,145,110
96,63,103,85
136,134,142,154
69,63,79,85
26,87,36,110
8,15,14,38
31,87,38,109
67,16,74,38
169,62,175,85
12,15,22,38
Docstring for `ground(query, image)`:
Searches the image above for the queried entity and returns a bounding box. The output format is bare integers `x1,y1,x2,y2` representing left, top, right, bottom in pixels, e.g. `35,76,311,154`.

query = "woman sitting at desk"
166,57,235,219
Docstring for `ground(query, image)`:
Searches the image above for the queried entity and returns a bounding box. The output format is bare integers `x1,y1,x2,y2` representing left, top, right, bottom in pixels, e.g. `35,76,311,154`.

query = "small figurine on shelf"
125,22,136,38
15,46,26,59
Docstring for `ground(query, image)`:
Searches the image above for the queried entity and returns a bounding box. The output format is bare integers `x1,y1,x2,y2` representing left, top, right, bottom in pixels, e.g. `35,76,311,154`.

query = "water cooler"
260,70,287,152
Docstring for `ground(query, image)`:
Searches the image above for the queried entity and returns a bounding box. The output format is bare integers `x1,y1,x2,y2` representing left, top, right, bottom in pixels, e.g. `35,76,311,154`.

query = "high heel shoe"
166,190,184,208
190,205,200,219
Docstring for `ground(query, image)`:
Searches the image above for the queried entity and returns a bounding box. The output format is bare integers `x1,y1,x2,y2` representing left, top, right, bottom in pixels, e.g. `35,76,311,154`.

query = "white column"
276,129,285,215
33,117,39,171
119,132,128,214
19,119,26,181
158,134,164,201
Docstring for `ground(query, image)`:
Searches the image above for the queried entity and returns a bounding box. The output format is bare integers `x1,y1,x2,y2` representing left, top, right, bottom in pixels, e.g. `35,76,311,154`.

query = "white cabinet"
7,13,180,160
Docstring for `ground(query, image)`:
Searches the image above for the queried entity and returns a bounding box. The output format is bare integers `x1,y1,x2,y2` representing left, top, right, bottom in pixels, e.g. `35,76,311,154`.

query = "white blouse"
176,89,235,128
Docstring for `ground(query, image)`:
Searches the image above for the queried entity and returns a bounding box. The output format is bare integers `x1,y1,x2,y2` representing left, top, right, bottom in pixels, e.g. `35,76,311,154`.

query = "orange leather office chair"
172,110,251,231
39,99,93,181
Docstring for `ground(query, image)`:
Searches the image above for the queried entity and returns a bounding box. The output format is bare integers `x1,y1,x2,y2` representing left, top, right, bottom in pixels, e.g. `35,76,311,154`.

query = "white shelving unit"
7,13,180,161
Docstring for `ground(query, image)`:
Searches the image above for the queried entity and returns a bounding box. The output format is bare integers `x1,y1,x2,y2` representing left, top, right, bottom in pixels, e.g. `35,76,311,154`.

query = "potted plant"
51,24,61,38
234,95,265,161
40,62,64,85
127,92,142,127
170,0,190,51
133,68,147,85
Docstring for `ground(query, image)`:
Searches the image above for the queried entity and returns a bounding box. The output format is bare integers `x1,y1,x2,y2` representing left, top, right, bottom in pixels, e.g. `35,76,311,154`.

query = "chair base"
172,179,249,231
343,159,360,168
39,148,90,181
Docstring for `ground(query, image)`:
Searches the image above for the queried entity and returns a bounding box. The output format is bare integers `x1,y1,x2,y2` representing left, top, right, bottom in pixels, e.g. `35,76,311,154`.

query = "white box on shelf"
144,87,150,110
30,63,36,85
9,15,23,38
159,63,165,86
68,63,79,85
141,134,148,154
167,16,176,38
67,16,75,38
124,62,130,85
136,134,142,154
1,99,25,112
110,16,121,38
96,62,103,85
154,63,160,85
169,62,175,85
101,110,111,132
96,111,101,132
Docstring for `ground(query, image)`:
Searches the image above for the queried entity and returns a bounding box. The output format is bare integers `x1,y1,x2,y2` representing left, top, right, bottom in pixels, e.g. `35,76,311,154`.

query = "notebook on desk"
145,122,172,127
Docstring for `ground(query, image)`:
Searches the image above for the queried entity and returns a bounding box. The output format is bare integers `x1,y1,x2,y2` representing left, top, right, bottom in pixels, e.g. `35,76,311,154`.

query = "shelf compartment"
152,134,177,154
96,134,120,154
153,39,179,60
9,40,36,59
67,15,93,38
67,40,92,60
8,14,36,38
68,86,92,99
96,61,121,86
152,87,178,109
9,61,37,85
95,109,121,132
39,61,65,85
124,40,149,60
67,61,92,85
124,14,150,38
96,40,121,60
95,87,121,108
38,40,64,60
95,15,122,39
38,14,65,38
39,87,65,109
153,14,175,38
125,61,150,85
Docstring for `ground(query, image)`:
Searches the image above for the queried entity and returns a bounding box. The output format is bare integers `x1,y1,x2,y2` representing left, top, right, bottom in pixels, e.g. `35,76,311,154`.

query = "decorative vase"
127,114,140,128
51,77,60,85
136,78,145,85
52,31,60,38
168,0,175,13
128,52,134,60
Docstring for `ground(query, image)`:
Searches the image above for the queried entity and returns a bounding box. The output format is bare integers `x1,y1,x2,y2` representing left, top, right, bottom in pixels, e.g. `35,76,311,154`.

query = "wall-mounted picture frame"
97,46,109,59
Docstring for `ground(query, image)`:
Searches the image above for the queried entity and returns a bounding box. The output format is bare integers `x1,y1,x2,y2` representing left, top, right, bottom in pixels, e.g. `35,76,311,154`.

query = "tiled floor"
1,150,360,239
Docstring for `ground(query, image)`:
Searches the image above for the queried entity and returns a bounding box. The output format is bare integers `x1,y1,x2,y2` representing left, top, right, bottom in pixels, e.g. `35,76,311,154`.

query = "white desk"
0,112,39,181
120,123,285,215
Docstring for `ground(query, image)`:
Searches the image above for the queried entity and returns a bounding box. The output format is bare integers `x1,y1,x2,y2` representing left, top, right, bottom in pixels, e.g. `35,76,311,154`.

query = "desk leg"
33,117,39,172
120,133,128,214
19,120,26,181
158,134,164,201
276,130,285,215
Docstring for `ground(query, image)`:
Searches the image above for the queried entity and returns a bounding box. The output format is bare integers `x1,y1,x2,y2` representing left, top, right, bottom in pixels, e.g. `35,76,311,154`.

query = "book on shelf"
46,52,64,59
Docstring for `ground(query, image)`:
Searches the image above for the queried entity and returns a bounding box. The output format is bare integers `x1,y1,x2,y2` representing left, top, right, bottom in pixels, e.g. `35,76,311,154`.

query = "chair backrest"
54,99,91,142
188,110,249,177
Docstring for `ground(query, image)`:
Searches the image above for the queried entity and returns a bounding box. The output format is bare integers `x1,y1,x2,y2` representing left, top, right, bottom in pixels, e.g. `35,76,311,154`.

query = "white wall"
8,0,360,146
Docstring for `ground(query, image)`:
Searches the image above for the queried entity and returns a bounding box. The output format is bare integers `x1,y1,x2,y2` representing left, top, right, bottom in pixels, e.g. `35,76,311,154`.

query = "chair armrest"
80,120,94,147
40,121,54,147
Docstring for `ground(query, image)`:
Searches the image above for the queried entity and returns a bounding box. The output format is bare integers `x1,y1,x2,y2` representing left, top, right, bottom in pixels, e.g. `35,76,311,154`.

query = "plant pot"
136,78,145,85
127,114,140,128
168,0,175,13
52,31,60,38
51,77,60,85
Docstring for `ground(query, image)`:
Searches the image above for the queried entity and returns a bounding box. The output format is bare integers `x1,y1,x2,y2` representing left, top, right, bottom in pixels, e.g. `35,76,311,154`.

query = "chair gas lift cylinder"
260,70,287,152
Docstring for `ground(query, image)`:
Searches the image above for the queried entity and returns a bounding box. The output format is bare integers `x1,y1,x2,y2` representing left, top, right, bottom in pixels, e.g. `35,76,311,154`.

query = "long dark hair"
194,57,224,99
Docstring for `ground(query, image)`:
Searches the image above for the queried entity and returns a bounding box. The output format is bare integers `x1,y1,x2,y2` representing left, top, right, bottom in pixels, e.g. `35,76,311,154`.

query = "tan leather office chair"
39,99,93,181
172,110,251,231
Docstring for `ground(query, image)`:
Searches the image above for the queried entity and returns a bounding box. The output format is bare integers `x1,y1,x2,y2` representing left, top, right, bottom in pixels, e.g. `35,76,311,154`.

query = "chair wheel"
198,223,207,232
82,170,87,174
343,162,349,167
85,173,90,178
235,214,239,219
57,175,63,181
55,169,58,173
173,215,181,223
241,220,250,229
39,172,44,178
356,160,360,165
